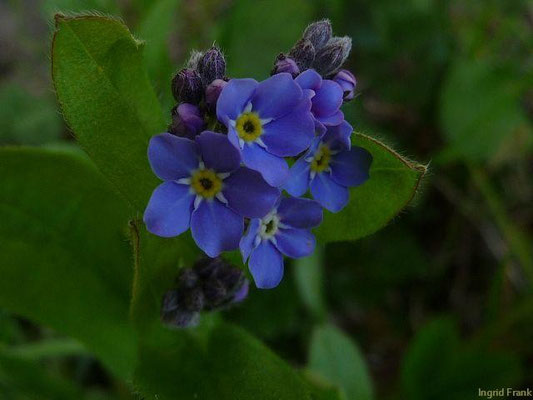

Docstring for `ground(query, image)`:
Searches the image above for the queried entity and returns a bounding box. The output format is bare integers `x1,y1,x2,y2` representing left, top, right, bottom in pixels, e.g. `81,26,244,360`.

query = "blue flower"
284,121,372,212
216,73,315,187
240,197,323,289
295,69,344,136
144,131,280,257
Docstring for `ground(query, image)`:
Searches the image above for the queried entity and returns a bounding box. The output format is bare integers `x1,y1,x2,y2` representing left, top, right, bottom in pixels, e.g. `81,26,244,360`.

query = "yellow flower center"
190,169,222,199
235,112,262,142
310,144,332,173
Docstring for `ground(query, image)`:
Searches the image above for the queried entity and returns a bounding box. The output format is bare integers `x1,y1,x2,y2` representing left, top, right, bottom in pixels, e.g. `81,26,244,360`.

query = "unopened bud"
171,68,203,104
289,38,316,71
313,36,352,76
271,54,300,77
303,19,332,51
183,287,205,312
186,50,204,70
160,290,200,328
203,279,227,308
197,46,226,85
205,79,228,110
168,103,205,140
178,267,198,289
333,69,356,101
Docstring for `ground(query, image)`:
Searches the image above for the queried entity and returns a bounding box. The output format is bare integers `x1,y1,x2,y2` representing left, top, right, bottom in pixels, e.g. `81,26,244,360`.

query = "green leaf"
52,14,166,212
134,321,312,400
308,324,373,400
0,349,83,400
137,0,181,111
0,148,136,378
439,57,532,163
401,317,523,400
303,371,346,400
217,0,312,78
293,246,327,320
316,133,426,243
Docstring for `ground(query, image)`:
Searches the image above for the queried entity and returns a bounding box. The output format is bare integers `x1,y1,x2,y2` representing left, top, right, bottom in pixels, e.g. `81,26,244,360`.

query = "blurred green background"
0,0,531,398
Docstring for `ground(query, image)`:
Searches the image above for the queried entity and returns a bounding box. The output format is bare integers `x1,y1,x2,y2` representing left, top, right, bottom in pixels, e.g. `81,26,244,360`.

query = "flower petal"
248,241,284,289
317,110,344,127
275,228,316,258
284,156,311,197
144,181,194,237
311,80,343,118
295,69,322,91
196,131,241,173
216,78,258,124
251,73,303,119
148,133,198,180
310,172,349,212
223,167,281,218
240,219,261,262
191,200,243,257
262,97,314,157
330,146,372,187
278,197,323,229
241,144,289,187
323,120,352,152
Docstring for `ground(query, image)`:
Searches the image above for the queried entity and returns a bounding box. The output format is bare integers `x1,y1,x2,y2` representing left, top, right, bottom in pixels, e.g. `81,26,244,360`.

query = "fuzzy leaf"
0,148,136,378
316,134,426,242
308,324,374,400
52,14,166,212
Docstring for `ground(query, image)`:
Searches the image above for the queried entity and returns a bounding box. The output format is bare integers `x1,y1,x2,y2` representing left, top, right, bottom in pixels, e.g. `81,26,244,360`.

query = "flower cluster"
161,258,248,328
145,20,372,290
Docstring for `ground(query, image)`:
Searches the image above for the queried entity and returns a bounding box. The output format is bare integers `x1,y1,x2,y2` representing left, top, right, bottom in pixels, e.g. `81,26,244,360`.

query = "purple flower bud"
168,103,205,140
289,38,316,71
271,54,300,77
186,50,204,70
160,289,199,328
183,287,205,312
303,19,332,50
333,69,356,101
232,280,249,303
313,36,352,77
197,46,226,85
205,79,228,110
171,68,203,104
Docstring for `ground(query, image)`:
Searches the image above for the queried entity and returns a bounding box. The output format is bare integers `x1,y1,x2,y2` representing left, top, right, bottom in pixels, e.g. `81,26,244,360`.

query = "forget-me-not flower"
240,197,323,289
144,131,280,257
284,121,372,212
295,69,344,136
216,73,315,187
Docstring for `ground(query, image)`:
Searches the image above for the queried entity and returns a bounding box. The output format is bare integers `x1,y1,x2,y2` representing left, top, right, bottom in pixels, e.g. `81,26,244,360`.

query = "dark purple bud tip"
271,54,300,78
160,290,200,328
303,19,332,51
168,103,205,139
289,38,316,71
178,267,199,289
183,287,205,312
313,36,352,77
171,68,204,104
198,46,226,85
205,79,228,110
333,69,356,101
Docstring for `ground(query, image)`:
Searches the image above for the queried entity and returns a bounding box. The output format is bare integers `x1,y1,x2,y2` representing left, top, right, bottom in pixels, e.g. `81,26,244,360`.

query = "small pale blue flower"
240,197,323,289
284,121,372,212
144,131,280,257
216,73,315,187
295,69,344,136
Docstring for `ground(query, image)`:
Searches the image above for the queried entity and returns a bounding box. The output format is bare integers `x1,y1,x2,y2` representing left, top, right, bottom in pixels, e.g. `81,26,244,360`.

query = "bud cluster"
169,46,228,138
271,20,356,101
160,258,249,328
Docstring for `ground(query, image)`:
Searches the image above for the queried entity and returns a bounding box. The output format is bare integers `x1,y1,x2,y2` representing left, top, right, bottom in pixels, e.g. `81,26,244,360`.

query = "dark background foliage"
0,0,531,399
